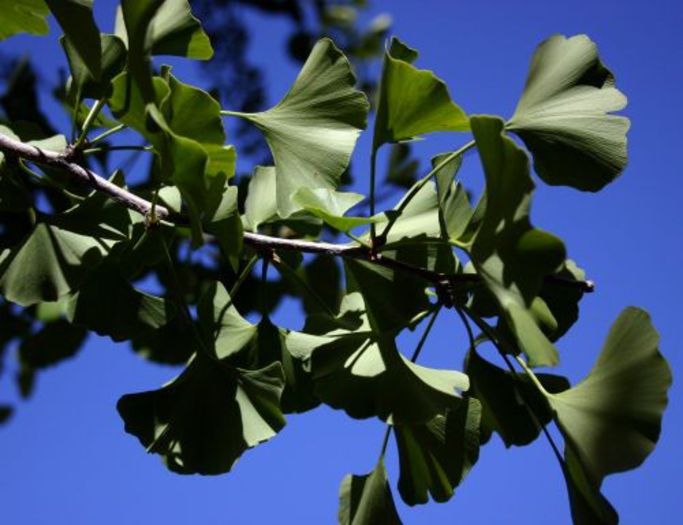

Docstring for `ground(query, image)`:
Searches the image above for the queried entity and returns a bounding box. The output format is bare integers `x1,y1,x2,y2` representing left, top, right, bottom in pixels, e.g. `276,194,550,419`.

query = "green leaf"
109,71,234,243
63,34,127,99
0,187,130,306
204,186,243,271
0,0,49,41
547,307,672,523
46,0,101,80
469,116,566,367
344,258,430,333
116,0,213,60
465,348,569,447
393,397,481,505
507,34,629,191
431,152,475,244
373,37,468,151
118,356,285,475
243,166,278,231
201,282,319,414
234,38,369,216
287,316,468,424
538,259,588,341
368,181,442,245
338,460,402,525
293,188,376,233
67,262,175,342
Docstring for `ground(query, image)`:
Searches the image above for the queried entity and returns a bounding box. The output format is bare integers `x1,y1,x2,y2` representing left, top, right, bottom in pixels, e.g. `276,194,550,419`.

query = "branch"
0,132,594,294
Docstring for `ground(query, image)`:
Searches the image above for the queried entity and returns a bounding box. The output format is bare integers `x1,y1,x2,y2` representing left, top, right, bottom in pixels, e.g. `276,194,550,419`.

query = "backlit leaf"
0,0,49,41
233,38,369,216
373,37,468,150
507,34,629,191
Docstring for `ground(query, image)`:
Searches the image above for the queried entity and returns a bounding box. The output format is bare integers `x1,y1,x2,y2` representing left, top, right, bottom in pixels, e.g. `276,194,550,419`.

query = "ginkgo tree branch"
0,131,593,294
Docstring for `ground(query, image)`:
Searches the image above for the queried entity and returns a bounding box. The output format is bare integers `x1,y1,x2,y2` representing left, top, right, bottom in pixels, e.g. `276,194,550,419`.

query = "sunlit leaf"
507,34,629,191
233,38,369,216
338,460,402,524
469,116,565,367
243,166,278,232
293,188,376,233
393,397,481,505
373,37,468,150
116,0,213,60
0,0,49,41
287,316,468,424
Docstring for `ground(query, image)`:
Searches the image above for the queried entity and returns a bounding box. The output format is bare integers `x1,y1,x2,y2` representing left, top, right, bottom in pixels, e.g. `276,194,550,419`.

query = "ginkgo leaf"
115,0,213,60
507,34,630,191
469,116,566,367
117,356,286,475
393,397,481,505
287,327,468,424
293,188,376,233
243,166,278,231
373,37,468,151
366,181,442,245
63,34,127,99
231,38,369,217
46,0,101,80
465,348,569,447
67,262,175,342
338,460,403,525
0,0,49,41
545,307,672,523
0,187,130,306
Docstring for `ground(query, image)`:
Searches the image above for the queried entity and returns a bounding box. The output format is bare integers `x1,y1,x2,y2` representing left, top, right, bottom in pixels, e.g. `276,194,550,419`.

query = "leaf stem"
83,145,152,155
369,148,378,243
379,139,475,242
272,257,338,318
409,305,441,362
74,99,105,149
89,124,127,145
229,255,258,299
461,305,564,464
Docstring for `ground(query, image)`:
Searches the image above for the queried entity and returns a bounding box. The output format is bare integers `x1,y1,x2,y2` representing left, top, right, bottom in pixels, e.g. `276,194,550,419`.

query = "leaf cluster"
0,3,672,524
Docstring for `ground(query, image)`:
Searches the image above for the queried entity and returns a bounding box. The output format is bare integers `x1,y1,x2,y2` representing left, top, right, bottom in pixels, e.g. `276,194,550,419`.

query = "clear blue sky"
1,1,681,523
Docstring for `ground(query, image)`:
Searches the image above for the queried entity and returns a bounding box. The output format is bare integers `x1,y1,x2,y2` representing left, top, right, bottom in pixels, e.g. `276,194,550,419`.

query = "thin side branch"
0,132,594,293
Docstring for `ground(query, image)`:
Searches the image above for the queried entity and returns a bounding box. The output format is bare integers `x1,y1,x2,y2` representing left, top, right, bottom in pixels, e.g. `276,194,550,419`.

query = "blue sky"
1,0,681,523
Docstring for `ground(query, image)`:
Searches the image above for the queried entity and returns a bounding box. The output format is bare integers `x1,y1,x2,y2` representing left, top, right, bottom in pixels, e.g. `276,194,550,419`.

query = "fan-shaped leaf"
117,356,285,475
546,307,672,522
507,34,629,191
338,460,402,525
63,34,127,99
234,38,369,217
373,37,468,150
393,397,481,505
